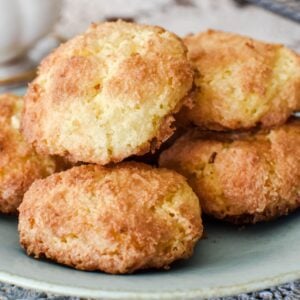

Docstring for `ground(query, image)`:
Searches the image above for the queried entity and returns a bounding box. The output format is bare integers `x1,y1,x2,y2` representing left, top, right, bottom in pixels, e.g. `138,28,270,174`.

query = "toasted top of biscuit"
182,29,300,130
0,94,57,213
19,162,202,273
22,21,193,164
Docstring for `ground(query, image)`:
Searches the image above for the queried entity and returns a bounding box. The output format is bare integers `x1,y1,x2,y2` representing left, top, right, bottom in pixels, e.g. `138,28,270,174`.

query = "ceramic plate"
0,212,300,299
2,89,298,299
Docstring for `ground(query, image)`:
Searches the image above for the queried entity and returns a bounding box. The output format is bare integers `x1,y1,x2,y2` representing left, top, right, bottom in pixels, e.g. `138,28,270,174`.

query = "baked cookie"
180,30,300,131
19,163,202,273
159,118,300,224
0,94,59,214
22,21,193,164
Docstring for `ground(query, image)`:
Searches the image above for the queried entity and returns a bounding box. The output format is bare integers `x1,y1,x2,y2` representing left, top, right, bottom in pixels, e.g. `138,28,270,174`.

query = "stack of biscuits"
0,21,299,274
160,29,300,224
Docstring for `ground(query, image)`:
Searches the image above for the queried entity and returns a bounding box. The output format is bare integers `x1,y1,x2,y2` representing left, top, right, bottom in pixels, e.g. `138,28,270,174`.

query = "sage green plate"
1,89,299,298
0,212,299,299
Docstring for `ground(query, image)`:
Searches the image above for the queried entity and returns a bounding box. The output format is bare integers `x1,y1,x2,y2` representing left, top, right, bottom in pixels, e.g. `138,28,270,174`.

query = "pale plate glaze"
1,90,300,298
0,212,300,299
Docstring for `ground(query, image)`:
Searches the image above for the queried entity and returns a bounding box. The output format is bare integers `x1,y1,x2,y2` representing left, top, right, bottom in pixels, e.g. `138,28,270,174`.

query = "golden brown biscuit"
22,21,193,165
0,94,59,214
180,30,300,131
159,118,300,224
18,163,202,274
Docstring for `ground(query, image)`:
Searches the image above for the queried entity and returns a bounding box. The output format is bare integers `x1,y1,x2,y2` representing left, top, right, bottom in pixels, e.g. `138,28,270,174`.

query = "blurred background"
0,0,299,90
57,0,300,47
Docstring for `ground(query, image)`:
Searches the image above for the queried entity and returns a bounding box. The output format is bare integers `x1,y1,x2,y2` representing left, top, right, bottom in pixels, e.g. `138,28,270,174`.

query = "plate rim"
1,269,299,299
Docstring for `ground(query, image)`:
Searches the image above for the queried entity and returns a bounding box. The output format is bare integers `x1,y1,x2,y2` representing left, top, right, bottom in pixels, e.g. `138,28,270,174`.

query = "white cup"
0,0,62,64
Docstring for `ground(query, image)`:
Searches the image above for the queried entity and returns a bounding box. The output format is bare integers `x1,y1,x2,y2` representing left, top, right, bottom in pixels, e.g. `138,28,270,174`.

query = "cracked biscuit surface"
0,94,59,214
159,118,300,224
22,21,193,164
180,30,300,131
18,162,202,274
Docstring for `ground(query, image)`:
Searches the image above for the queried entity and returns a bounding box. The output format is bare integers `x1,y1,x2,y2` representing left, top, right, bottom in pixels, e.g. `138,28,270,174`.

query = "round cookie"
180,29,300,131
22,21,193,164
159,118,300,224
0,94,60,214
18,163,202,274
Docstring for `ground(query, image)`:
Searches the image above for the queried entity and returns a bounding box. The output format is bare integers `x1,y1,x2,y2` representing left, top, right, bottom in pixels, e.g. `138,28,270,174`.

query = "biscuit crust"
0,94,59,214
18,163,202,273
22,21,193,164
181,30,300,130
159,118,300,224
